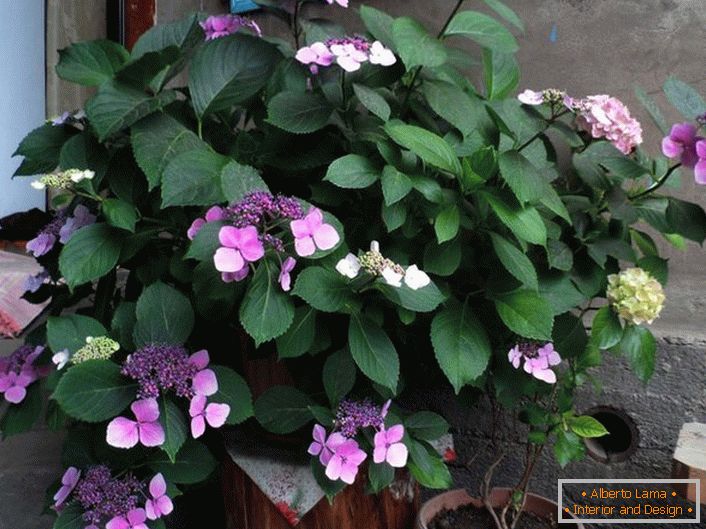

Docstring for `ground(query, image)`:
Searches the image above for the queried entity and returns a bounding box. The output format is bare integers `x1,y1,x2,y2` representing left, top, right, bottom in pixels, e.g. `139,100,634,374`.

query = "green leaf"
0,384,42,438
490,233,538,289
267,91,333,134
377,281,446,313
435,205,460,244
47,314,107,354
102,198,138,232
59,224,124,289
189,34,281,118
353,84,391,121
348,315,400,392
498,150,545,203
12,124,74,176
148,439,217,484
424,239,462,277
405,411,449,441
483,0,525,31
211,366,253,425
666,198,706,243
431,300,491,393
392,17,447,69
359,5,395,48
311,458,346,501
292,267,358,313
161,149,229,207
159,398,188,463
483,49,519,100
407,439,452,489
52,360,137,422
276,306,317,359
240,260,295,345
111,302,137,350
381,165,413,206
590,306,623,349
368,462,395,494
385,121,462,176
221,160,269,202
86,81,177,141
494,290,554,340
482,192,547,246
133,281,195,347
53,503,85,529
116,47,182,89
638,255,668,286
445,11,519,52
323,349,357,406
554,430,585,468
131,113,205,190
254,386,314,434
546,239,573,271
186,221,226,261
422,81,480,136
56,40,129,86
569,416,609,438
663,76,706,120
620,325,656,383
324,154,380,189
382,202,407,232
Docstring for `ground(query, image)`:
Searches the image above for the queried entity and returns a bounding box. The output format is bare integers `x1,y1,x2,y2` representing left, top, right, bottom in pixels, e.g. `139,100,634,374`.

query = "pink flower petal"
193,369,218,396
4,385,26,404
205,403,230,428
290,218,311,238
237,235,265,262
338,464,359,484
533,368,557,384
205,206,225,222
313,224,339,250
132,398,160,422
106,516,130,529
189,350,210,370
373,445,387,464
191,415,206,438
661,136,683,159
386,424,405,443
294,236,316,257
189,395,207,417
295,47,319,64
308,441,323,457
149,473,167,498
156,495,174,516
127,508,147,525
219,226,244,248
386,443,408,467
695,159,706,185
106,417,139,448
325,456,342,481
145,499,157,521
214,247,245,273
138,421,165,447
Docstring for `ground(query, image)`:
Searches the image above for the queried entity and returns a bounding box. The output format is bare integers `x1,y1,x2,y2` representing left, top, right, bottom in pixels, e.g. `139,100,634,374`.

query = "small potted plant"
3,0,706,528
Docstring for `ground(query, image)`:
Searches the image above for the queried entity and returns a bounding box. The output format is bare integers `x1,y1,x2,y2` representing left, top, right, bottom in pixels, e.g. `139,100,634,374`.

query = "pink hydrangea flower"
53,467,81,509
295,42,335,75
325,439,367,484
189,395,230,438
661,123,701,168
307,424,346,466
278,257,296,292
200,14,261,40
290,207,339,256
508,342,561,384
575,95,643,154
188,349,218,397
106,399,165,449
145,473,173,520
373,424,408,468
106,508,149,529
213,225,265,274
325,0,349,6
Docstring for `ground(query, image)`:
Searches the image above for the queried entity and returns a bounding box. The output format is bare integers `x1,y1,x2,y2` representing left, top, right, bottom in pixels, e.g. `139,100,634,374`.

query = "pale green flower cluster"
71,336,120,364
31,169,94,190
607,267,665,325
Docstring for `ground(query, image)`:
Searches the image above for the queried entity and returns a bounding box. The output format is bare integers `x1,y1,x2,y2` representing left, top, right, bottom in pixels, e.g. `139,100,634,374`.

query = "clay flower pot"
415,487,584,529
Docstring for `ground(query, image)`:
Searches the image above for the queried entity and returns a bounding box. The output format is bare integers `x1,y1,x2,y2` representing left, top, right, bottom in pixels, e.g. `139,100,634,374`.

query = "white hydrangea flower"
381,266,403,287
336,253,361,278
404,265,430,290
68,169,95,183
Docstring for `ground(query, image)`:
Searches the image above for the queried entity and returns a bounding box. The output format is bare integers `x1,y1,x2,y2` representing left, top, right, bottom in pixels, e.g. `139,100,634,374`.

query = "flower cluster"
508,342,562,384
517,88,570,107
56,465,173,527
296,36,396,74
309,399,408,485
0,345,48,404
110,347,229,447
607,267,665,325
31,168,94,190
662,122,706,184
336,241,431,290
200,14,261,40
25,204,95,257
71,336,120,364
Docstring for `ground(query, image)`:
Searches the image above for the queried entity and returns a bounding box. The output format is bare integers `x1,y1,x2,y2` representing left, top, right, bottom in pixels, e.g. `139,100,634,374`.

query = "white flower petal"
381,267,403,287
335,253,361,278
404,265,430,290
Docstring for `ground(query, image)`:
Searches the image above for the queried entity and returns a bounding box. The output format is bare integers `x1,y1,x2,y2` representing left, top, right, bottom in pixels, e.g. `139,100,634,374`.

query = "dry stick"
482,450,508,529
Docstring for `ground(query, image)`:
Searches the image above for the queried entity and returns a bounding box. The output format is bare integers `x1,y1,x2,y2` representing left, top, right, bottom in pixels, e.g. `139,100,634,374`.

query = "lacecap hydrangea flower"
31,168,94,190
71,336,120,364
508,342,561,384
296,36,396,74
199,14,261,40
606,267,665,325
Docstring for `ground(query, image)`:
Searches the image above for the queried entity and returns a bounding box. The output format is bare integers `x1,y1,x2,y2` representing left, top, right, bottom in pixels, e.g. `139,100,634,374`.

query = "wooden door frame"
107,0,156,50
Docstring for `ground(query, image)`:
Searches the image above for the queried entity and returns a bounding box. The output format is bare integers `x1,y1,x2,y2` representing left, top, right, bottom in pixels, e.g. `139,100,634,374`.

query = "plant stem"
292,0,302,49
517,109,570,152
197,119,203,139
438,0,465,38
629,163,681,200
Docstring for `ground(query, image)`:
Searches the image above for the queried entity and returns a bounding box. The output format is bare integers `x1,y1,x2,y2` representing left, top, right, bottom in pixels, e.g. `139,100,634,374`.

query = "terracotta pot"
415,487,584,529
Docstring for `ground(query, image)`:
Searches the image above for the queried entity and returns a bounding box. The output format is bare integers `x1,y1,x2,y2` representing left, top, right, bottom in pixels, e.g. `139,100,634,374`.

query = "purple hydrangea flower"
53,467,81,509
59,204,96,244
74,466,143,527
0,345,47,404
335,399,386,438
662,122,702,168
121,344,200,399
26,213,66,257
24,269,49,293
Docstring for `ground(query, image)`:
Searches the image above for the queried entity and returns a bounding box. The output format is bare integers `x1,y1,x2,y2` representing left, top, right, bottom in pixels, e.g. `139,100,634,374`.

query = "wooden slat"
125,0,156,50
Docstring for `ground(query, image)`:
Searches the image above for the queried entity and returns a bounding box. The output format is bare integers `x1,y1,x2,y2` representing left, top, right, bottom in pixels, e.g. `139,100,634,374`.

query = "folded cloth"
0,250,49,337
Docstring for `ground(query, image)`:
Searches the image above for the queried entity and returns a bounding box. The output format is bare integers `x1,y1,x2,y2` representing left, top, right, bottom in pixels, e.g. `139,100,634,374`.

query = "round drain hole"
583,406,639,463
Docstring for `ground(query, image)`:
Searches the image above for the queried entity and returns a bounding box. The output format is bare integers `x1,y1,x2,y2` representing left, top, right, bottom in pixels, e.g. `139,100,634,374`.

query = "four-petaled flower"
53,467,81,509
325,439,367,484
508,342,562,384
279,257,297,292
295,43,335,74
368,41,396,66
106,398,165,449
106,508,149,529
290,208,339,257
307,424,346,466
373,425,409,468
661,123,702,169
189,395,230,439
214,225,265,275
189,349,218,397
145,473,174,520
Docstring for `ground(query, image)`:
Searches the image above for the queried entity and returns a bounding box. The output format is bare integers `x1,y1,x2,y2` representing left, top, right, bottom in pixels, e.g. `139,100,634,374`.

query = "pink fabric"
0,251,50,337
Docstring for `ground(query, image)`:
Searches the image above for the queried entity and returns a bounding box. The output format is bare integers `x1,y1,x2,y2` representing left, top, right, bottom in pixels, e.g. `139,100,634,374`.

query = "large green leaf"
47,314,107,354
211,366,253,425
161,149,229,207
239,260,295,345
292,267,358,313
159,397,188,463
381,165,413,205
102,198,139,232
12,124,75,176
405,411,450,441
267,91,333,134
323,349,356,406
148,439,217,484
663,76,706,120
569,416,609,438
254,386,314,434
391,17,447,70
56,40,129,86
276,306,317,359
348,315,399,392
498,150,545,203
221,160,269,202
482,192,547,246
131,113,205,190
133,281,195,347
53,503,85,529
435,205,460,244
483,0,525,31
490,233,538,289
359,5,395,48
444,10,519,52
59,224,124,289
666,198,706,243
385,121,462,176
430,300,491,393
377,281,446,313
590,306,623,350
407,439,452,489
422,81,480,136
85,81,177,141
620,325,656,383
494,290,554,340
189,34,281,118
324,154,380,189
353,84,391,121
52,360,137,422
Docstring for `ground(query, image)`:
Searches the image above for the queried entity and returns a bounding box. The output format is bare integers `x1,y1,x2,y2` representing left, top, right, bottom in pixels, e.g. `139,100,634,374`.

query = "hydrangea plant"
4,1,706,528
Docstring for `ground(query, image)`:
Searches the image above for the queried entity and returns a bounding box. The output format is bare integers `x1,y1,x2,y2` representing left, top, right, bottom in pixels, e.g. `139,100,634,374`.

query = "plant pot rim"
416,487,585,529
